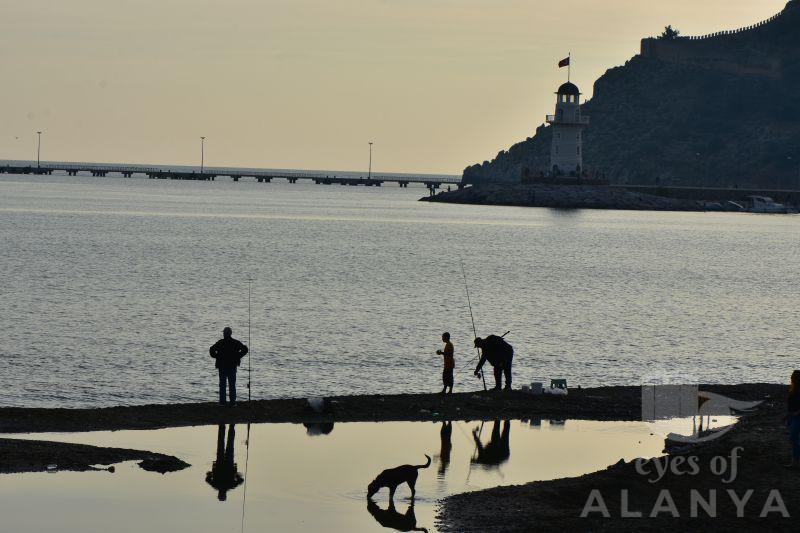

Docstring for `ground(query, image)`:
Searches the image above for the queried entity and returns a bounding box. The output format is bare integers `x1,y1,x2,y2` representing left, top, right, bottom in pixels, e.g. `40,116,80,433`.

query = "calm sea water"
1,173,798,408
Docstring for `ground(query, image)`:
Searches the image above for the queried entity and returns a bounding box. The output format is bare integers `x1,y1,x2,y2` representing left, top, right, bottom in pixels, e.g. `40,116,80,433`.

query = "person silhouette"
209,327,248,406
367,499,428,532
437,421,452,477
436,332,455,394
785,369,800,468
205,424,244,501
471,420,511,467
473,336,514,390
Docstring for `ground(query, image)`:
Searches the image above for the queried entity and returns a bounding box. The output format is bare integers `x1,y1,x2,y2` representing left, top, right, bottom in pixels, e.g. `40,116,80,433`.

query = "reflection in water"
471,420,510,468
1,420,678,533
437,422,452,477
367,499,428,533
303,421,335,436
205,424,244,501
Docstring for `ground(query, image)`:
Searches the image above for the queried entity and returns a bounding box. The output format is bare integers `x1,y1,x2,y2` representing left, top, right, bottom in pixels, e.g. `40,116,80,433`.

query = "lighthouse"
546,82,589,176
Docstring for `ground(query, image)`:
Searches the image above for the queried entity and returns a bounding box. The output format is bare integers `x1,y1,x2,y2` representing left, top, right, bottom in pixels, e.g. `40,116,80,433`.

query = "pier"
0,163,463,194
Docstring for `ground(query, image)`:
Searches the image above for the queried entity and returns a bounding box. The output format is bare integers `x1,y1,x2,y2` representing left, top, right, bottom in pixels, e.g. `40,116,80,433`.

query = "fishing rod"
240,423,251,533
460,259,486,391
247,277,252,402
465,420,485,483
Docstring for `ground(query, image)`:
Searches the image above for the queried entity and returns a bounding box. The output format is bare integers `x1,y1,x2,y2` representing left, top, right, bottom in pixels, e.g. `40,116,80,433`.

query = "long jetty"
0,163,463,193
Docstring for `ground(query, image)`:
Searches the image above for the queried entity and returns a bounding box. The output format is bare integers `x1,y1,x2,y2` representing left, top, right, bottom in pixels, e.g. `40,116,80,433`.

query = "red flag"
558,57,570,68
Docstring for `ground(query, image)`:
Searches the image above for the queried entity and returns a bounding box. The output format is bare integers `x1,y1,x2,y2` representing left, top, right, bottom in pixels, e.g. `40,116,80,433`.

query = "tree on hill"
660,25,680,39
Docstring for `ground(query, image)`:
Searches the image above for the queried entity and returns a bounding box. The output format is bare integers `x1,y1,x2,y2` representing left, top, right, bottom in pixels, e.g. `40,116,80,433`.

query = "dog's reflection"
205,424,244,501
367,499,428,532
471,420,510,467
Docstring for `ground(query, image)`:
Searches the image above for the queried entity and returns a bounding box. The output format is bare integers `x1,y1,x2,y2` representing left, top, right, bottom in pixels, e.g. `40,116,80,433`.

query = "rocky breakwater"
421,184,704,211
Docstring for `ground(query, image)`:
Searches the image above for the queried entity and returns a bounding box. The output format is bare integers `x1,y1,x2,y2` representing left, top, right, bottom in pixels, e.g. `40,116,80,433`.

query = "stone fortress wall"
640,0,798,78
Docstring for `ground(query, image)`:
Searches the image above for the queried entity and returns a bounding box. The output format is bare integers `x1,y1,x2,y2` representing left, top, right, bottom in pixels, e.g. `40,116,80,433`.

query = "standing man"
209,327,248,406
473,335,514,390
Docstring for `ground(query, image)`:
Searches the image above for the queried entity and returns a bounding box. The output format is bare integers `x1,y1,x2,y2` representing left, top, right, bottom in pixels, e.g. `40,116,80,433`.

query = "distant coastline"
422,183,800,213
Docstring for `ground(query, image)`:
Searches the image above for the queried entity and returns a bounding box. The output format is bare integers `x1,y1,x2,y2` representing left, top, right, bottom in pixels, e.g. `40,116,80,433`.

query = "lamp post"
200,136,206,174
368,141,373,179
36,131,42,168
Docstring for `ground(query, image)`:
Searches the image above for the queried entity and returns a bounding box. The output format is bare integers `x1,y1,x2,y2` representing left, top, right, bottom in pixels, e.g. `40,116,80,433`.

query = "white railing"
546,115,590,125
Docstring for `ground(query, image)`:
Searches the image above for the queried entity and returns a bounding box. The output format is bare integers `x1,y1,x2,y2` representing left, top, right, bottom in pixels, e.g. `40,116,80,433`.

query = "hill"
464,0,800,189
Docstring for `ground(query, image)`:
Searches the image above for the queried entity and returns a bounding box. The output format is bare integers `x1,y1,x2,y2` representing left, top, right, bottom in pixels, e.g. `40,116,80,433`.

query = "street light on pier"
36,131,42,168
368,141,373,179
200,136,206,174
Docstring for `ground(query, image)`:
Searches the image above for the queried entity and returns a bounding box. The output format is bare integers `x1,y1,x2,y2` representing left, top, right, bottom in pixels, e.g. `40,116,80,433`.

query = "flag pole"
568,52,571,82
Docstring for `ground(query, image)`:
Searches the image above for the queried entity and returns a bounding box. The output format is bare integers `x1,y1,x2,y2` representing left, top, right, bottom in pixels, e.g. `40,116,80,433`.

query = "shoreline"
424,183,800,213
0,387,642,434
0,384,777,434
1,383,791,527
437,383,795,531
421,183,707,211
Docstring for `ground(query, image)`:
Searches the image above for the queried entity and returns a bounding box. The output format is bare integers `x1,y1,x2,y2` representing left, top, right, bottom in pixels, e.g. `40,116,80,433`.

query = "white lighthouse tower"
546,82,589,176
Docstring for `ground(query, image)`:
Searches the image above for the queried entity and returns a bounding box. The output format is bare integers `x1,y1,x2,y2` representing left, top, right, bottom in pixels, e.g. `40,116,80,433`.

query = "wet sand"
0,438,190,474
438,383,795,531
0,387,647,434
1,385,777,435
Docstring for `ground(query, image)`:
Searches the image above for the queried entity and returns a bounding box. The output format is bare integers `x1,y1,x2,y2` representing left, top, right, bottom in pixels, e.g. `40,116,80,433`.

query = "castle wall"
639,1,797,77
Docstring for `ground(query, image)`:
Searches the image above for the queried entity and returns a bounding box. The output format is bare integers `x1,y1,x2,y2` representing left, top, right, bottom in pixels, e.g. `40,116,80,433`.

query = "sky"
0,0,788,174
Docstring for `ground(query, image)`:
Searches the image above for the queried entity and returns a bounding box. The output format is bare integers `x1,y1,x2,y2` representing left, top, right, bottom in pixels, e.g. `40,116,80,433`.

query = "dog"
367,455,431,500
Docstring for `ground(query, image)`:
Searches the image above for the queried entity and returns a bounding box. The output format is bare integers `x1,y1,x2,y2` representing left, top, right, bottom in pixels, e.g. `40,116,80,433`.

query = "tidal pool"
0,418,730,532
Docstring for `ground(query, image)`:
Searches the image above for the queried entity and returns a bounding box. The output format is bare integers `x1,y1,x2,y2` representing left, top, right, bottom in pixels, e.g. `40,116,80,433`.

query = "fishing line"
465,420,485,483
454,420,474,444
247,277,252,402
460,259,486,390
240,423,251,533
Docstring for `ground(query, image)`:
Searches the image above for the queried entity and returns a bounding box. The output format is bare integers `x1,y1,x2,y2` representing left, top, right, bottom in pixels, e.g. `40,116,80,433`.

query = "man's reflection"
367,499,428,532
437,421,452,477
205,424,244,501
471,420,510,467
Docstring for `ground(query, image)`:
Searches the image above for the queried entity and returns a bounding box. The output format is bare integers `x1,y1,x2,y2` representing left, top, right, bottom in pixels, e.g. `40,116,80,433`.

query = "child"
436,332,455,394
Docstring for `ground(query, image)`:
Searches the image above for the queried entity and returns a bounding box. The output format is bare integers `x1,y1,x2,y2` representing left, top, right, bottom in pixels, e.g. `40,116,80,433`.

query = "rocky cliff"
465,0,800,189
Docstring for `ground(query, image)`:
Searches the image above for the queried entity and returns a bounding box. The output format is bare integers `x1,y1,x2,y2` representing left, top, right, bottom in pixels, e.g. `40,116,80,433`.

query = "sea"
1,170,798,408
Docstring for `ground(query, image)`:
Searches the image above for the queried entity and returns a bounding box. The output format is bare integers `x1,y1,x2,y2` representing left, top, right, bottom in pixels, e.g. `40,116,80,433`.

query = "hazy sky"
0,0,787,174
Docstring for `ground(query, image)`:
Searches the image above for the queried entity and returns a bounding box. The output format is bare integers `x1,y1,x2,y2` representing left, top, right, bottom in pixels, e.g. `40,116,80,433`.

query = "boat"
742,195,792,213
664,423,735,452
